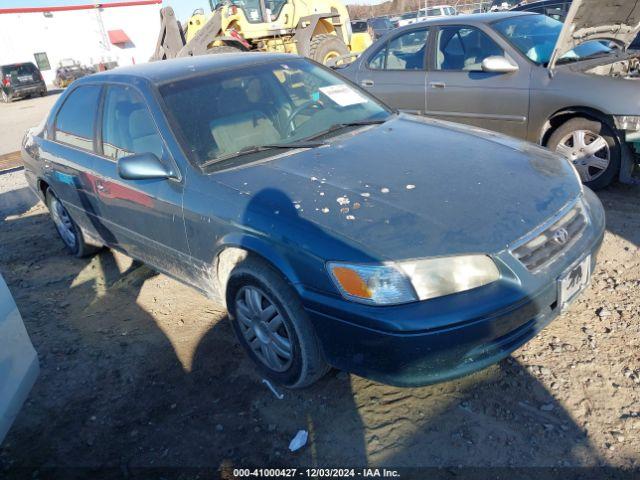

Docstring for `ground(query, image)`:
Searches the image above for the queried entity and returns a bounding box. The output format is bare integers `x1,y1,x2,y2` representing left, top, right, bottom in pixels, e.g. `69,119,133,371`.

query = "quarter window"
368,28,429,70
54,85,101,151
101,85,163,160
436,26,504,71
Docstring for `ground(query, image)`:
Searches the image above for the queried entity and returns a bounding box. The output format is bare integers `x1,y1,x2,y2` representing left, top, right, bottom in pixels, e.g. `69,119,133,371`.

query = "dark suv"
1,63,47,103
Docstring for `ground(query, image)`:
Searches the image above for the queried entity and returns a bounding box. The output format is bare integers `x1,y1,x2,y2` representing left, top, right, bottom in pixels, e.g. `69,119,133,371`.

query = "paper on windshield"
319,84,368,107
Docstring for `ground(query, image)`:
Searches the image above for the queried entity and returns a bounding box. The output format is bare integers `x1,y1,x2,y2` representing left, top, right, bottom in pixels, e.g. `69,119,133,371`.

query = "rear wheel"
46,188,99,258
547,117,621,190
309,34,349,65
226,257,329,389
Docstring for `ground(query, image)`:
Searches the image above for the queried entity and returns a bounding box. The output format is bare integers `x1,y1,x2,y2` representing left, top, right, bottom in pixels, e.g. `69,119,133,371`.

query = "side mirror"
118,153,175,180
481,56,519,73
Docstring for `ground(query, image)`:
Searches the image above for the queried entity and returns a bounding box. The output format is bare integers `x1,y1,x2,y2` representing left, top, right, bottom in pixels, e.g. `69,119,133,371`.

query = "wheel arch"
540,106,618,147
214,235,304,305
37,178,51,202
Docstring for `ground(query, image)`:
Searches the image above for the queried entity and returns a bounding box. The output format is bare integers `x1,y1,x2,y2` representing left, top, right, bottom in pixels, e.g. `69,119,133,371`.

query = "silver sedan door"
425,24,531,138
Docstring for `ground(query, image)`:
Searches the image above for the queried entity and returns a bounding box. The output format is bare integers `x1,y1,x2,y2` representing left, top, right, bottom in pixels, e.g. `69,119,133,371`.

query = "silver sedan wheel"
50,196,77,249
555,129,610,183
235,286,293,372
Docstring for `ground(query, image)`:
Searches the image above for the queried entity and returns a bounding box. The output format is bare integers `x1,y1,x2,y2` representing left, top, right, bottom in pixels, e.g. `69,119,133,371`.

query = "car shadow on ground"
6,183,636,474
597,183,640,248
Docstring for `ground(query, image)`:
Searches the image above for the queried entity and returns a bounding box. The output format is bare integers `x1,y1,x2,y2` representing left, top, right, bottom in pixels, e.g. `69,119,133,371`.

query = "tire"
309,34,349,65
45,188,99,258
547,117,621,190
226,257,329,389
40,88,47,97
206,45,243,55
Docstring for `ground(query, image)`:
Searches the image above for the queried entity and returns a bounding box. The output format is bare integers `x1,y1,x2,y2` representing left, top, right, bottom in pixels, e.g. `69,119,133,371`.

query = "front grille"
512,201,587,272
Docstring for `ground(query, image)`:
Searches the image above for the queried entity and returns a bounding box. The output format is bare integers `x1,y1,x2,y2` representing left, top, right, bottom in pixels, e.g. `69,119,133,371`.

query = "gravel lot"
0,166,639,474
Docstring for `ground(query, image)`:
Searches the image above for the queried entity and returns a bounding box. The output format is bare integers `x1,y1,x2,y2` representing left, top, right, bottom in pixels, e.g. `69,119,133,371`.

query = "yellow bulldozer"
151,0,364,65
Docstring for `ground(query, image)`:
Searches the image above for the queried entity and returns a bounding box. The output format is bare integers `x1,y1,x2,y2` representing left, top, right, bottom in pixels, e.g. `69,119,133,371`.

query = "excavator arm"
151,6,226,61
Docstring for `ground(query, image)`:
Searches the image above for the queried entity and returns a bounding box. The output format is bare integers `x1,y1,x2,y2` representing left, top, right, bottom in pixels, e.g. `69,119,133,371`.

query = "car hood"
214,115,581,262
549,0,640,69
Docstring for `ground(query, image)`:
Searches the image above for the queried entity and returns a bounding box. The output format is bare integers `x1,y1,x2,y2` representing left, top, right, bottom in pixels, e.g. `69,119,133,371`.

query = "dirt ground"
0,170,639,476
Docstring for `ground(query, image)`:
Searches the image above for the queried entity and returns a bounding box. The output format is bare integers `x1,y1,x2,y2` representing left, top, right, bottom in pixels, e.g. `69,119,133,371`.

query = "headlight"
327,255,500,306
614,115,640,131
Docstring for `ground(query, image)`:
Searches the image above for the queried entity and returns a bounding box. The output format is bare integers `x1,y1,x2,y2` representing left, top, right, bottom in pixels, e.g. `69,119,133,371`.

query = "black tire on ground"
40,88,47,97
45,188,100,258
206,45,244,55
226,256,330,389
547,117,621,190
308,34,349,65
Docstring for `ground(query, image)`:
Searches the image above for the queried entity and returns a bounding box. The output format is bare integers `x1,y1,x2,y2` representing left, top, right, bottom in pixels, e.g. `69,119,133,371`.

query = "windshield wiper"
201,140,326,168
304,118,389,141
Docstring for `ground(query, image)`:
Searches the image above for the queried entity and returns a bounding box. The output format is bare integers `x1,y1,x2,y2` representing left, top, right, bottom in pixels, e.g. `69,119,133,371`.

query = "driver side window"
436,26,504,71
101,85,164,161
368,28,429,70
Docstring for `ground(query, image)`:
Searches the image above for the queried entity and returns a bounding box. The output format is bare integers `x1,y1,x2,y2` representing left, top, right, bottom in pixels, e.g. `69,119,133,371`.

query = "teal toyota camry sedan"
22,54,605,388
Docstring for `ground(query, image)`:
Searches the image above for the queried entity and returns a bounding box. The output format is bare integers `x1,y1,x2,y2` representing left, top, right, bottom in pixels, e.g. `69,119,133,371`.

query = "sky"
0,0,385,22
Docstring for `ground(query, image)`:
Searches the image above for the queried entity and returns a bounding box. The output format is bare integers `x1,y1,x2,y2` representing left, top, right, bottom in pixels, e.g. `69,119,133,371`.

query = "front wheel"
309,34,349,65
226,257,329,388
547,117,621,190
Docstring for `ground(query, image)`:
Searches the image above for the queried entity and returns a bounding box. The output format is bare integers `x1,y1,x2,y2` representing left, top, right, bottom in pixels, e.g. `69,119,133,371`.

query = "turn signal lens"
331,266,371,298
328,263,417,305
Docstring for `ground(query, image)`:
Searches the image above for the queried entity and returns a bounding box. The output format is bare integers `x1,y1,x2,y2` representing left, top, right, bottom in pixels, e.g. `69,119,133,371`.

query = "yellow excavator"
152,0,366,65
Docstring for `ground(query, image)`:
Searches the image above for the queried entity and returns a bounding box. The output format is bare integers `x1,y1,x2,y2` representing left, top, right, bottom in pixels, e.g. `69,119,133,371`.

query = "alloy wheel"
555,129,610,183
235,286,293,372
50,196,78,249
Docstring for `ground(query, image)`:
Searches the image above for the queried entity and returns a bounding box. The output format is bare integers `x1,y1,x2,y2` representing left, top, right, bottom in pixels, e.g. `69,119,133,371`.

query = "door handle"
360,79,374,87
429,82,446,89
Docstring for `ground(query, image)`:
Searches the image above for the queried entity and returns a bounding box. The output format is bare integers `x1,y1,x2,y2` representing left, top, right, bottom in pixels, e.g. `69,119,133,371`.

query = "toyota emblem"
553,228,570,245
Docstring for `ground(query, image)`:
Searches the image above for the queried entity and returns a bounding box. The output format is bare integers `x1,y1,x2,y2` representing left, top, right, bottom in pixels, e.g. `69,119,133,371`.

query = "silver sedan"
338,2,640,190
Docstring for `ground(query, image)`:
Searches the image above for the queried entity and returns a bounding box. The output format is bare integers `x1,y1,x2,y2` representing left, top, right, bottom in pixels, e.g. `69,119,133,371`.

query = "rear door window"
54,85,102,151
368,28,429,70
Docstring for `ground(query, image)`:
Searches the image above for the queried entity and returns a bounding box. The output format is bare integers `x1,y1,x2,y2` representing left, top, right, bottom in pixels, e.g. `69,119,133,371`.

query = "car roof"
392,10,534,29
84,53,297,85
512,0,567,8
2,62,37,69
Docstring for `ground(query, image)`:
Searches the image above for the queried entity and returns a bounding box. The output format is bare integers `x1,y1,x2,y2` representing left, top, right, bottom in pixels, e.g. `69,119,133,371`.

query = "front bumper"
300,190,605,387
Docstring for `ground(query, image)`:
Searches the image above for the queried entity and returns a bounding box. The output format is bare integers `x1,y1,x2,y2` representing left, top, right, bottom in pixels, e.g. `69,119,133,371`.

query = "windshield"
159,59,390,169
493,14,612,65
